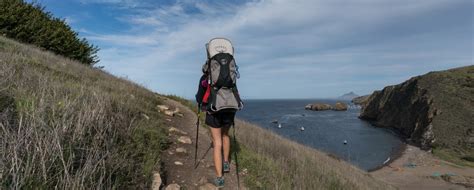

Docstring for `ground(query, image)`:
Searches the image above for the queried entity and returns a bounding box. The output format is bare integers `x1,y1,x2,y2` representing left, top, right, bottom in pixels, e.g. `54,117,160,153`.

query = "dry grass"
167,94,394,189
234,120,395,190
0,36,168,189
0,36,394,189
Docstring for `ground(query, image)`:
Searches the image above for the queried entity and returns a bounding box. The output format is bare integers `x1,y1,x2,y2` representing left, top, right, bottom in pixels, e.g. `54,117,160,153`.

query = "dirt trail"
371,145,474,190
158,98,245,190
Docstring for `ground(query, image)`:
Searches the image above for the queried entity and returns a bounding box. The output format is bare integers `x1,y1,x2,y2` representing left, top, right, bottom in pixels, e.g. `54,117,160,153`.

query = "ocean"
236,99,403,171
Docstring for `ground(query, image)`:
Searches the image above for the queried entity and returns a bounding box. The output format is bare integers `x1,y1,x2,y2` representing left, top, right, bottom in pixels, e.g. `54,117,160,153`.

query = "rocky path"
153,98,245,190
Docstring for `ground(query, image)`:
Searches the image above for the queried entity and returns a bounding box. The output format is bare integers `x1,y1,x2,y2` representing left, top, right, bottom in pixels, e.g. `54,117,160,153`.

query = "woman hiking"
195,38,243,188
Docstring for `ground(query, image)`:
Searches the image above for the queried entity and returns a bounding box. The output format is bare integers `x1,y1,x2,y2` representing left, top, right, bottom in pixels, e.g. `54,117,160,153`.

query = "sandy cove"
371,144,474,190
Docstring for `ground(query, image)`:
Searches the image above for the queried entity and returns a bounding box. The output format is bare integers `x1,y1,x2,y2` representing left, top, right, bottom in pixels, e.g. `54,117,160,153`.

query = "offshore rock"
310,103,332,111
333,102,348,111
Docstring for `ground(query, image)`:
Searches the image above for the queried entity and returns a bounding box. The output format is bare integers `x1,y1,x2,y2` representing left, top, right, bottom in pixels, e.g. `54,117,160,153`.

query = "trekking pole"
233,122,240,190
194,105,201,168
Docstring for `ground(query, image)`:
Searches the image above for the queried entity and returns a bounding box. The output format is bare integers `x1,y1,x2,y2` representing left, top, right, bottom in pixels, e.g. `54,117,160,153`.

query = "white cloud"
90,0,473,99
127,16,163,26
87,34,158,46
64,16,77,24
79,0,143,8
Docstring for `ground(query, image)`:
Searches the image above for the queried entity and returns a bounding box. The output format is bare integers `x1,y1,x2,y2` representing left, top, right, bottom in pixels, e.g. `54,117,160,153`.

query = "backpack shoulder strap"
207,59,213,86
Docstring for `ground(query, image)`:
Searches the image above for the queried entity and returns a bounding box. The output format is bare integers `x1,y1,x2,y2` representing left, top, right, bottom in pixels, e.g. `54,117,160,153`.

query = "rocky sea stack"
305,102,348,111
359,66,474,155
333,102,348,111
305,103,332,111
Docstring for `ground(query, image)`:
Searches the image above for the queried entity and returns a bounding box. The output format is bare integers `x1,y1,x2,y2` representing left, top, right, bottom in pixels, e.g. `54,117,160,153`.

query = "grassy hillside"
421,66,474,166
0,36,393,189
0,36,168,189
234,120,394,189
360,65,474,166
168,96,394,189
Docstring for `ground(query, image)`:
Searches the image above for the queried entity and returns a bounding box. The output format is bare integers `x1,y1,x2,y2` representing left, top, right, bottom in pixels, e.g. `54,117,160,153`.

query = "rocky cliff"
352,95,370,107
360,66,474,153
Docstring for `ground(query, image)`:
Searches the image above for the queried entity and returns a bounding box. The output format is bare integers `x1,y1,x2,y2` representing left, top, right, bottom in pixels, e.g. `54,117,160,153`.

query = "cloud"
79,0,144,8
127,16,163,26
88,0,473,99
64,16,77,24
87,33,158,46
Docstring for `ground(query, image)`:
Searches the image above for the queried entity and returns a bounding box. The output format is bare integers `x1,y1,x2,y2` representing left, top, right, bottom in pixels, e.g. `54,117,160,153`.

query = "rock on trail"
165,183,180,190
153,97,246,189
151,173,162,190
178,136,192,144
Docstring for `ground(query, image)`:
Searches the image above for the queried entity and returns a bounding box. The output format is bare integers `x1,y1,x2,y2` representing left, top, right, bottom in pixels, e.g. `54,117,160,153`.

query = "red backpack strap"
202,85,211,103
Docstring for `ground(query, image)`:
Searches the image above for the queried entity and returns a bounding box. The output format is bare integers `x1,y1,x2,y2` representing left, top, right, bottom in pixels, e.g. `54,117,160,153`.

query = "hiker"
195,38,243,188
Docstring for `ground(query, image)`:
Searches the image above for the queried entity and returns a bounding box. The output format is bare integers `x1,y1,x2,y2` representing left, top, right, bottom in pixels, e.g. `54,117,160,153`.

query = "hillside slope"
0,36,394,189
0,36,167,188
233,120,396,189
168,97,395,189
360,66,474,162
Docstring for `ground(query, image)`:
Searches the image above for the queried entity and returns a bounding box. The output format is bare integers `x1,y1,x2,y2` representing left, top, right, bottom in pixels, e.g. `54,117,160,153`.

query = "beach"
371,144,474,190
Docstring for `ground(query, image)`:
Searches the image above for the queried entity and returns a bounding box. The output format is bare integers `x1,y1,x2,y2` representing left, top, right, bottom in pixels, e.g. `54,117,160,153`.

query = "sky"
31,0,473,99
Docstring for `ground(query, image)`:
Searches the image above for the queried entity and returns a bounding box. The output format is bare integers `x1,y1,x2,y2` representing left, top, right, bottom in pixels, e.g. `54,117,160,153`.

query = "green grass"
0,36,169,189
433,147,474,168
237,145,292,189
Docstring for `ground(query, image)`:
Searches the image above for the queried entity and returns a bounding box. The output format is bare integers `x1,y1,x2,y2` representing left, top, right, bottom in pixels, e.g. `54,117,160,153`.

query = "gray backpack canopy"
203,38,243,112
207,38,234,58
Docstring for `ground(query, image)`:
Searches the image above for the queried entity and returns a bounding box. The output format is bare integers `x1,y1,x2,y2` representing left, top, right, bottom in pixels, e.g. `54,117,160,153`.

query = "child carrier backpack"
202,38,243,112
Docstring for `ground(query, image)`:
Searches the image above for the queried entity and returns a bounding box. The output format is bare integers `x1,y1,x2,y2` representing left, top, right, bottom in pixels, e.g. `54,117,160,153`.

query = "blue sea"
236,99,403,171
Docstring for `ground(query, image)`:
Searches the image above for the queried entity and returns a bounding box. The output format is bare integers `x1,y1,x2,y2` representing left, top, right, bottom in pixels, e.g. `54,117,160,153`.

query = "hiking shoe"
223,161,230,173
214,176,224,188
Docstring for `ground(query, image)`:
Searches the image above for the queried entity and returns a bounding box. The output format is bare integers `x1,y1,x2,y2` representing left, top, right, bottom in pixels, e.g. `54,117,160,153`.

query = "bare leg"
210,127,223,177
222,126,231,162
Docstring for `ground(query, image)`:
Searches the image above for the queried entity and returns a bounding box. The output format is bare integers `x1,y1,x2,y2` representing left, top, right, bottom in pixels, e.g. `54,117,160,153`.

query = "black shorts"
205,111,236,128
